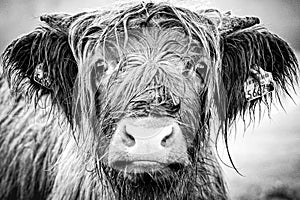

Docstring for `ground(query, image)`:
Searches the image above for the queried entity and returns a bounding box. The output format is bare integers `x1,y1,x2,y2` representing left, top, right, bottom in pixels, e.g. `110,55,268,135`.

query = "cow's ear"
218,13,299,123
1,14,81,122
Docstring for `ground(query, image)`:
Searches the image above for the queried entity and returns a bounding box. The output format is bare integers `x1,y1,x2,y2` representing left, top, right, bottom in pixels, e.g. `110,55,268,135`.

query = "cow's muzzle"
108,117,189,173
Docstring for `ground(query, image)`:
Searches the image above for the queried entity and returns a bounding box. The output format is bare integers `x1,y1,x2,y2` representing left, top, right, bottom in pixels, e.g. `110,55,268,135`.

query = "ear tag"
244,66,275,101
33,63,52,89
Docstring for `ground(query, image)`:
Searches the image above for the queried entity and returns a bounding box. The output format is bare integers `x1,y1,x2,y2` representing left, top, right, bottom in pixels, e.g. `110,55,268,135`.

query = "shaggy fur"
0,2,298,200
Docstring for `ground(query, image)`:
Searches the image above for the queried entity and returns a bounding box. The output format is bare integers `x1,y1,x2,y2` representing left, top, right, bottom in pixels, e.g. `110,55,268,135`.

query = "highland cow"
0,2,298,200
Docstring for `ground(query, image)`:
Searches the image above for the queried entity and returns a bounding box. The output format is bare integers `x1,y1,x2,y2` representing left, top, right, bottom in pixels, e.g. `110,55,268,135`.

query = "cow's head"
1,2,298,199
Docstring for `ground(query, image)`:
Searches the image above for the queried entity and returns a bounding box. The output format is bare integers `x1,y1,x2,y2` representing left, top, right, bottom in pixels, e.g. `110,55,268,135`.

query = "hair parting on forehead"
70,2,221,144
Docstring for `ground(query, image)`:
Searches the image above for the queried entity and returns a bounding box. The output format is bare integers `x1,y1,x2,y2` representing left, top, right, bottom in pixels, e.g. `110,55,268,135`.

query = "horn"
40,12,86,32
219,12,260,34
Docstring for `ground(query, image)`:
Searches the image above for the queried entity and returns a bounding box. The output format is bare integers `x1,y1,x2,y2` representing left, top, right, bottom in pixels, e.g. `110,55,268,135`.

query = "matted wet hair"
2,1,297,150
1,1,298,199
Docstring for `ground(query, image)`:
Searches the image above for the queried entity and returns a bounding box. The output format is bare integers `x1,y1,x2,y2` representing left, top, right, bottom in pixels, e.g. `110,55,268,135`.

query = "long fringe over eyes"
70,2,221,147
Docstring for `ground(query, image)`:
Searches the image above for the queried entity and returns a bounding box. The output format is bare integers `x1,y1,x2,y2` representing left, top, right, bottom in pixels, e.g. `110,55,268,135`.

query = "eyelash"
95,60,108,73
195,61,207,78
183,60,207,81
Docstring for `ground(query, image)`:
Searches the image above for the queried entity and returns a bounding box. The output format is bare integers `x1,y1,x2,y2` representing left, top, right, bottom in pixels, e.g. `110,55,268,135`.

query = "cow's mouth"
111,160,165,173
106,161,185,192
110,160,185,174
102,160,190,198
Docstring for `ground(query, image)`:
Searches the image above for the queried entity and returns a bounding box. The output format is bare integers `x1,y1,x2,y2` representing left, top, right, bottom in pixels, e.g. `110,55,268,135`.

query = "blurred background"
0,0,299,199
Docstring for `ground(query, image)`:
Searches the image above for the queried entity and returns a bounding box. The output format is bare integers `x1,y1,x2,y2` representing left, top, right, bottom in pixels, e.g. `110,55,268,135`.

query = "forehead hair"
70,2,221,141
69,2,220,66
97,27,208,77
70,2,220,94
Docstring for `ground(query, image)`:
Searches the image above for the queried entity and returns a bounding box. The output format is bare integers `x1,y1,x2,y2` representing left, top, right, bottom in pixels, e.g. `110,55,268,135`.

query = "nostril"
161,128,174,147
126,131,135,142
122,127,136,147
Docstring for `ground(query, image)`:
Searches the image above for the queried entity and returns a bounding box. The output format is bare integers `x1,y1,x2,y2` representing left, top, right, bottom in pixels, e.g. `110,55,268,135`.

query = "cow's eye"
195,61,207,83
182,59,207,83
182,60,195,76
94,59,108,75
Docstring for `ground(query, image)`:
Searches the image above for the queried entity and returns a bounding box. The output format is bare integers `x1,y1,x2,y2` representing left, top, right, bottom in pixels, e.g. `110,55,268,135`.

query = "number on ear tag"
244,66,275,101
33,63,52,89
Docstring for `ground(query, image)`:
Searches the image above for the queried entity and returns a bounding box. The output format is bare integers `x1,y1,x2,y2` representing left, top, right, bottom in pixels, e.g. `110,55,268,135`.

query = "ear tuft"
1,22,77,123
220,26,299,123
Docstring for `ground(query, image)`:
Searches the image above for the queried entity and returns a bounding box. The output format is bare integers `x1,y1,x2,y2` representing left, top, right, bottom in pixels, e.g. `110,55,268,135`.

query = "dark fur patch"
1,25,77,124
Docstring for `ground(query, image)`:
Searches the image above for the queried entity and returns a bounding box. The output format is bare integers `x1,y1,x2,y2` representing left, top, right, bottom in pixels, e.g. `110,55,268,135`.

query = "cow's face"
68,15,220,196
87,28,211,174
